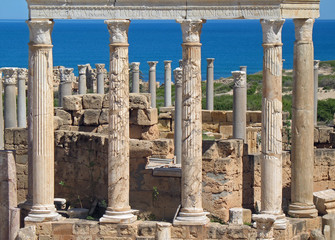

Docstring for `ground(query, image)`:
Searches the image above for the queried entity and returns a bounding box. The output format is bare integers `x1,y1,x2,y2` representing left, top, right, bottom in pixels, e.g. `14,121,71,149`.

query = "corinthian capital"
78,65,87,75
17,68,28,80
148,61,158,71
27,19,54,45
177,19,205,43
260,19,285,44
60,67,74,83
131,62,140,72
314,60,320,70
2,68,18,85
207,58,215,68
232,71,246,88
95,64,105,74
105,20,130,44
174,68,183,87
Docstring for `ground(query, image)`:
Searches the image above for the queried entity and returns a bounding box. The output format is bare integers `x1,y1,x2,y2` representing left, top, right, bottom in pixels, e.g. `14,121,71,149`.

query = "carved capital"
177,19,205,43
2,68,17,85
207,58,215,68
131,62,140,72
27,19,54,45
173,67,183,87
59,67,74,83
78,65,87,75
164,60,172,70
314,60,320,70
105,20,130,44
294,18,314,42
95,64,105,74
260,19,285,44
232,71,246,88
17,68,28,81
148,61,158,71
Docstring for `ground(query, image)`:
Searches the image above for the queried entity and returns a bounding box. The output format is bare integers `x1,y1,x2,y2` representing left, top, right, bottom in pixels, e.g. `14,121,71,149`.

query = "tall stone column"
164,60,172,107
59,67,73,107
17,68,28,128
174,19,209,225
25,19,61,222
0,70,4,149
232,71,246,141
3,68,18,129
206,58,215,110
96,63,105,94
260,19,286,229
148,61,158,108
288,18,318,218
100,19,136,223
174,67,182,165
78,64,87,94
131,62,140,93
314,60,320,126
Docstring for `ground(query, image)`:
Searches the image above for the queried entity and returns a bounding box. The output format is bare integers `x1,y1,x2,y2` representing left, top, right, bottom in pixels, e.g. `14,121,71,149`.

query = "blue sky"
0,0,334,19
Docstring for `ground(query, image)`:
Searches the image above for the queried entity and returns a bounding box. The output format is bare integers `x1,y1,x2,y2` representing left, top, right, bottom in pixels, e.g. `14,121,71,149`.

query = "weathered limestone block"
310,230,326,240
14,128,28,145
55,108,72,125
83,109,101,125
102,94,109,108
63,95,83,111
129,93,151,109
313,189,335,215
141,125,159,141
202,110,213,123
130,109,158,126
129,139,153,158
322,214,335,240
83,94,103,109
229,208,252,225
15,226,36,240
212,111,227,123
152,139,174,158
316,126,333,144
4,128,14,144
252,214,276,240
54,116,63,130
73,110,84,126
99,109,108,125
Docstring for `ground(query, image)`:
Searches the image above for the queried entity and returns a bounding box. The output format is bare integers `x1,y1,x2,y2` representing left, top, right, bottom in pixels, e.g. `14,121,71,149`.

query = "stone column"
3,68,18,129
174,67,182,165
164,60,172,107
17,68,28,128
78,64,87,94
100,19,136,223
0,70,4,149
288,19,318,218
131,62,140,93
232,71,247,141
260,19,286,229
25,19,61,222
59,67,73,107
174,19,209,225
179,59,183,68
206,58,215,110
314,60,320,126
240,66,247,73
96,63,105,94
148,61,158,108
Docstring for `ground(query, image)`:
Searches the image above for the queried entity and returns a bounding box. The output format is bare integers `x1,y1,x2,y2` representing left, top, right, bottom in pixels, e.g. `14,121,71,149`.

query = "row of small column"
24,17,318,226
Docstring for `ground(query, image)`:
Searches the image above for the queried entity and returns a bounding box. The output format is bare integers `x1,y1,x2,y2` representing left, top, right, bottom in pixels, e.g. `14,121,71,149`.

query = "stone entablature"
27,0,320,20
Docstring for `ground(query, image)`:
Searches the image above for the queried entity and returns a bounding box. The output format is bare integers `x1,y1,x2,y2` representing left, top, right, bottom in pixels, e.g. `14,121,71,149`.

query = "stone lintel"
27,1,319,20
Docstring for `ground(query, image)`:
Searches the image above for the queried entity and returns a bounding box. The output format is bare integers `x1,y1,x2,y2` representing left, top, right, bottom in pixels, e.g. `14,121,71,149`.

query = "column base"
25,205,62,222
288,203,318,218
173,211,210,226
273,214,287,230
99,209,137,224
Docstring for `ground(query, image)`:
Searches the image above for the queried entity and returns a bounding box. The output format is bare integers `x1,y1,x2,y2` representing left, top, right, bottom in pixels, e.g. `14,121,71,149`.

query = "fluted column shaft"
232,71,247,141
174,68,182,165
314,60,320,126
96,63,105,94
3,68,17,129
78,65,87,94
17,68,27,128
131,62,140,93
25,19,60,222
174,19,209,225
164,60,172,107
289,19,317,218
206,58,215,110
148,61,158,108
100,20,136,224
260,19,286,229
0,70,4,149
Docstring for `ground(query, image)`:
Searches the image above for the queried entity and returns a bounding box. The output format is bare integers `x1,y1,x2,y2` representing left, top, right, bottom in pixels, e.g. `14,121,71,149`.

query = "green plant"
152,186,159,201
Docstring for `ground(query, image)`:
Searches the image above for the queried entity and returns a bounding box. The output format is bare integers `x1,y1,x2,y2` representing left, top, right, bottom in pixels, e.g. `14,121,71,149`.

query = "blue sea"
0,19,335,83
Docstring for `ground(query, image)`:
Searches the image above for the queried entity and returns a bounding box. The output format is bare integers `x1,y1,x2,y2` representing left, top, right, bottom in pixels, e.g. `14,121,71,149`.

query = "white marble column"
131,62,140,93
3,68,18,129
17,68,28,128
314,60,320,126
288,18,318,218
96,63,105,94
148,61,158,108
232,71,247,141
206,58,215,110
100,19,136,223
260,19,286,229
240,66,247,73
59,67,73,107
174,67,182,165
78,64,87,94
0,70,4,149
164,60,172,107
174,19,209,225
25,19,61,222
